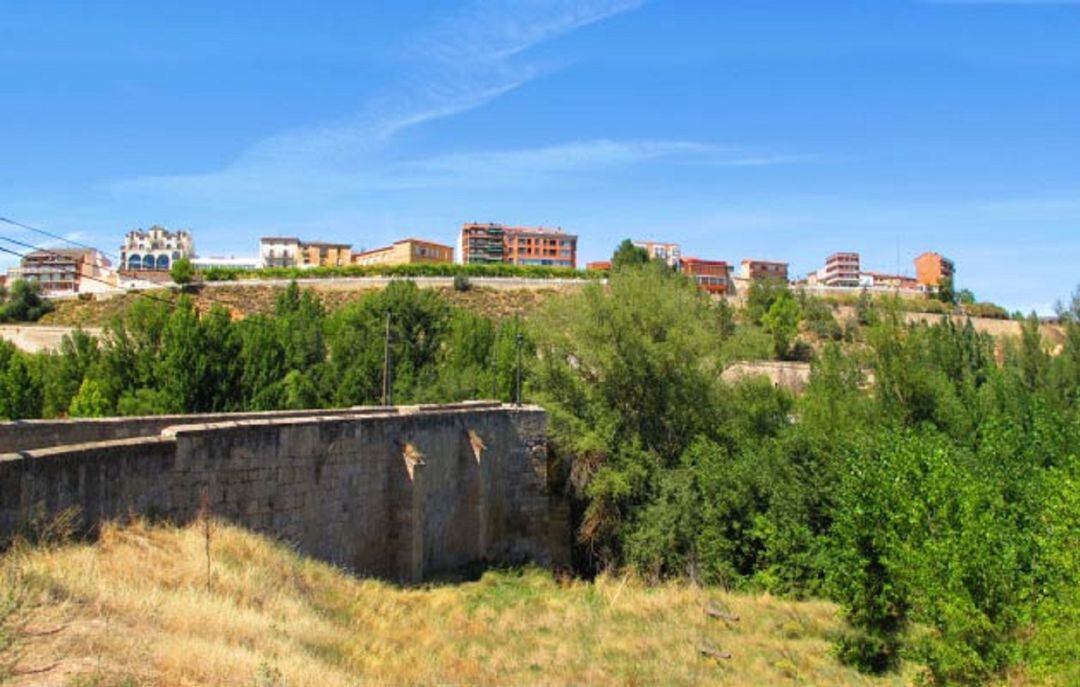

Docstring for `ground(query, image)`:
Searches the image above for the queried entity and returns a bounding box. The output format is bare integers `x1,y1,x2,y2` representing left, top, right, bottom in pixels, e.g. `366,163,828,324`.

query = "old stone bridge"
0,402,569,582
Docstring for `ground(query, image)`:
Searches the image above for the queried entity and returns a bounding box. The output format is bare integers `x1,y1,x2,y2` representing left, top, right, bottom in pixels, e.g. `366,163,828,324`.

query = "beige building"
259,237,351,268
299,242,351,268
120,226,193,271
632,240,682,267
352,238,454,266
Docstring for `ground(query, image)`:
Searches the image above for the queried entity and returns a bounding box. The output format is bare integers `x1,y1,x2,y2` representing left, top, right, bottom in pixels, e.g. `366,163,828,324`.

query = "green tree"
68,377,110,417
937,275,957,305
0,350,43,419
762,291,801,359
530,265,730,567
169,257,195,286
610,239,649,271
0,279,53,322
328,281,449,405
745,278,790,326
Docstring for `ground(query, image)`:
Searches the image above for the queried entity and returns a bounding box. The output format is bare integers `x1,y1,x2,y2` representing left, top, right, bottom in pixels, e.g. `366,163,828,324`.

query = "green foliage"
0,340,43,419
855,288,877,327
936,275,957,305
762,291,801,360
531,264,739,567
610,239,649,271
169,257,195,286
745,278,791,326
720,325,774,363
0,269,1077,685
68,377,110,417
200,262,600,282
800,293,842,341
0,279,53,322
962,301,1009,319
327,281,450,405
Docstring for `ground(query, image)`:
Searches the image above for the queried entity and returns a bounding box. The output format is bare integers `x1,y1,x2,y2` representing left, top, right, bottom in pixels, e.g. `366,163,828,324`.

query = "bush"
169,257,195,286
0,279,53,322
199,262,601,282
964,301,1009,319
453,275,472,292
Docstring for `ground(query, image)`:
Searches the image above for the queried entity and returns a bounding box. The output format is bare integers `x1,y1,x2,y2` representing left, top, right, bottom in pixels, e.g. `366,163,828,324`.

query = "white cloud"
381,139,815,189
112,1,646,201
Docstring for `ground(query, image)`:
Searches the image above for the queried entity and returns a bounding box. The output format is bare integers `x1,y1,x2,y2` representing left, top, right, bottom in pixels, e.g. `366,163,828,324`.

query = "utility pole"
491,334,499,401
515,329,524,407
382,310,392,406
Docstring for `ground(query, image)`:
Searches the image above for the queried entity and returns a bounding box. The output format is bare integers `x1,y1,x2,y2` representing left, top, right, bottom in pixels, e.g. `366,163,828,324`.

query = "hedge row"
199,263,607,282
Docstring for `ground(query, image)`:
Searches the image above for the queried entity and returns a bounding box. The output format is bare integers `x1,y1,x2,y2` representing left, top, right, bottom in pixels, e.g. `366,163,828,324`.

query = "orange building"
459,223,577,268
914,251,954,287
681,257,730,295
352,238,453,266
586,260,612,271
740,259,789,282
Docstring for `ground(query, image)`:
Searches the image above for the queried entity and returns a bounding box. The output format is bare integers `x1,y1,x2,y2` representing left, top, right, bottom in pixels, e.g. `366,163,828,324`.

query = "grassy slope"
39,285,563,326
1,521,913,687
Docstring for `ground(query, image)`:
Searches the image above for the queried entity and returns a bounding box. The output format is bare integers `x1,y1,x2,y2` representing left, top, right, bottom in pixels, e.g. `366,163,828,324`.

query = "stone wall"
0,404,569,582
0,406,396,453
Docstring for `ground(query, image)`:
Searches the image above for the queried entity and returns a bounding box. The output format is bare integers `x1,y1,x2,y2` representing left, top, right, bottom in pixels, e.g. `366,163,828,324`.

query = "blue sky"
1,0,1078,312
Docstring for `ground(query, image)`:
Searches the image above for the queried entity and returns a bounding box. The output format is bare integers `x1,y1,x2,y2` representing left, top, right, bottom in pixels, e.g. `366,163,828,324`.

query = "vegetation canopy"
1,271,1077,685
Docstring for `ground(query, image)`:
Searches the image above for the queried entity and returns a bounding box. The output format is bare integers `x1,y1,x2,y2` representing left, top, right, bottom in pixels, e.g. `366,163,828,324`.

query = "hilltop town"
2,221,959,304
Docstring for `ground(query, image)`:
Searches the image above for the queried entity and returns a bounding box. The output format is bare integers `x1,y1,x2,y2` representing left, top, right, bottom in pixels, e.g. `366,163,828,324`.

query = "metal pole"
382,310,392,406
491,333,499,401
515,330,524,407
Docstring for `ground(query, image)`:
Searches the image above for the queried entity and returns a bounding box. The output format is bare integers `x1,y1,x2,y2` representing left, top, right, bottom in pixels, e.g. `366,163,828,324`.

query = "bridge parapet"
0,403,567,582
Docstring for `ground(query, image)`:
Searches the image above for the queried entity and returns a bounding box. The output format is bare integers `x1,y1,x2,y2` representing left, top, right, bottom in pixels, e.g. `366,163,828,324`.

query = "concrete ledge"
1,406,400,453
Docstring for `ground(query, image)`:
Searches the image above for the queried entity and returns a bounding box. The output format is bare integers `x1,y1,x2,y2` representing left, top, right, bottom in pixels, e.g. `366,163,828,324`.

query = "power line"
0,216,243,313
0,216,120,262
0,240,179,308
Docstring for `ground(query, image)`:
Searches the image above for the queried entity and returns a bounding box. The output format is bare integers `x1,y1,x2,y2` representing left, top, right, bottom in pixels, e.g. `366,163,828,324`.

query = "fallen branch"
21,624,68,637
698,640,732,661
13,660,62,676
705,600,739,622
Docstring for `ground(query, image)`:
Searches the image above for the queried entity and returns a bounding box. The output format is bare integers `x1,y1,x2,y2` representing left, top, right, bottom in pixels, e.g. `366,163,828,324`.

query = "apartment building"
821,252,860,287
632,240,681,267
8,248,112,296
681,257,730,295
300,242,351,268
860,271,918,289
460,223,577,268
915,251,955,287
739,259,789,282
352,238,453,267
259,237,352,268
120,226,194,271
459,223,506,264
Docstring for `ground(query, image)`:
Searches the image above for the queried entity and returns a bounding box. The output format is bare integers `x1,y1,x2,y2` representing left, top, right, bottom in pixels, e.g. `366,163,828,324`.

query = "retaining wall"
0,403,568,582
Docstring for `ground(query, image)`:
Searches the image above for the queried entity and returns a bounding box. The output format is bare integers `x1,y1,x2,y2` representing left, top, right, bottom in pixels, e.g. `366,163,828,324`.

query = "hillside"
0,521,914,687
37,282,1064,346
38,283,565,327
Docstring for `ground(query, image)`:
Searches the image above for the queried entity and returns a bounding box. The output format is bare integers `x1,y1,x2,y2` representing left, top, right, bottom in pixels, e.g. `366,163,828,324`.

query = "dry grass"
41,285,561,327
1,520,915,687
